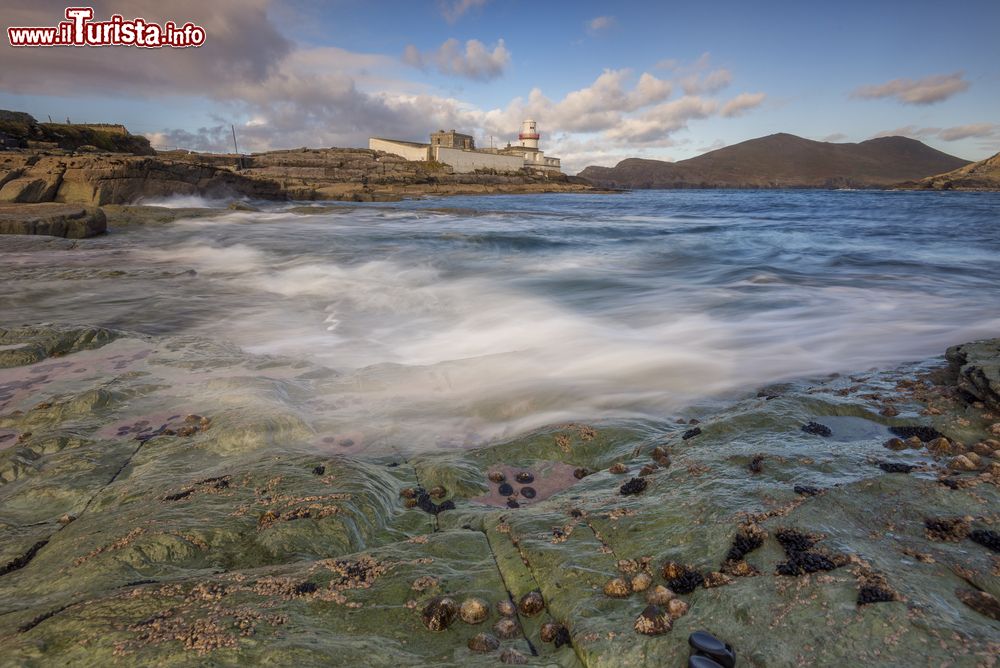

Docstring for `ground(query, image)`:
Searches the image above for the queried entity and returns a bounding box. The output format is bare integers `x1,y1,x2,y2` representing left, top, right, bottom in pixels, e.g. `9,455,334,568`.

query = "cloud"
147,124,233,152
872,126,940,139
587,16,616,34
821,133,847,142
697,139,726,153
873,124,998,143
508,69,674,134
605,96,718,144
0,4,768,165
937,123,998,141
0,0,290,96
851,72,969,105
720,92,766,117
657,53,732,95
632,73,673,108
439,0,488,23
403,38,510,81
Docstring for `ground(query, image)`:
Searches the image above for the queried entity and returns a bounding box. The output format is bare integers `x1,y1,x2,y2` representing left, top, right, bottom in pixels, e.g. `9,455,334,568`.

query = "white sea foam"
139,194,232,208
131,231,1000,445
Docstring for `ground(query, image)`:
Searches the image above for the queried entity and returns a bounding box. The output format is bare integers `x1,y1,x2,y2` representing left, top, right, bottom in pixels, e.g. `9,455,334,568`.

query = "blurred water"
3,189,999,444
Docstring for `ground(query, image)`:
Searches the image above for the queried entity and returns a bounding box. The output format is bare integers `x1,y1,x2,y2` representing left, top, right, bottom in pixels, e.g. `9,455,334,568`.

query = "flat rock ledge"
0,203,107,238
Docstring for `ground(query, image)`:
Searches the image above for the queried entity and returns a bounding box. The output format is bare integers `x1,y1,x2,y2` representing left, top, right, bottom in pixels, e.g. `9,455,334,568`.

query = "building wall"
431,130,474,150
522,151,561,172
369,138,429,162
433,146,525,173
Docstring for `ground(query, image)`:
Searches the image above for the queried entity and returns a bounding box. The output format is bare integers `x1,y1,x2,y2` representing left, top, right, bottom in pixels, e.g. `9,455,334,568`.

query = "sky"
1,0,998,173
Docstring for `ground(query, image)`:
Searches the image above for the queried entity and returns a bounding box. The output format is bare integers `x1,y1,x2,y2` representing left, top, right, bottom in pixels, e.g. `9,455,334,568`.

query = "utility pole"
231,124,239,154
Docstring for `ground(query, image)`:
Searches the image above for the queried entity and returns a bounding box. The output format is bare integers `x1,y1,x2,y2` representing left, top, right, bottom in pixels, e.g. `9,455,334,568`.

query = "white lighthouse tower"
518,119,540,150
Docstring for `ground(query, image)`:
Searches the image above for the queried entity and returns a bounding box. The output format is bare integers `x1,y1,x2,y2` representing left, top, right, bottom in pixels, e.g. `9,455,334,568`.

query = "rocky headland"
0,108,598,238
897,151,1000,191
0,148,594,238
0,322,997,666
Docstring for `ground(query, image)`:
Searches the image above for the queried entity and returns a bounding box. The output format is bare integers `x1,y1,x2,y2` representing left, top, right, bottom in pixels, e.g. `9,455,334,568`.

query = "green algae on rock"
1,327,1000,666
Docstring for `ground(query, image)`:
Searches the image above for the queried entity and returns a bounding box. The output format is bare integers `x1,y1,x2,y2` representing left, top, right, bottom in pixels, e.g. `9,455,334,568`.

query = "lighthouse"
518,119,540,150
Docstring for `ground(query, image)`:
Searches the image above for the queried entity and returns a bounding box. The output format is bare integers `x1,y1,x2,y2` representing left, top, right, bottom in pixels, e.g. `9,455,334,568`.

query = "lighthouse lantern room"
518,119,540,150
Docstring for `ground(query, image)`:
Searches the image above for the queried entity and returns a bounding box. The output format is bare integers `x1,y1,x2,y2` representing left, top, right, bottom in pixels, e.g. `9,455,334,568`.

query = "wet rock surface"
0,203,107,238
0,328,998,665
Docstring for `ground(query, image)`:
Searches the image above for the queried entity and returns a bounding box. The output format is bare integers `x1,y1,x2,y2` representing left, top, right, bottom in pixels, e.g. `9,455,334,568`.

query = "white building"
369,121,562,174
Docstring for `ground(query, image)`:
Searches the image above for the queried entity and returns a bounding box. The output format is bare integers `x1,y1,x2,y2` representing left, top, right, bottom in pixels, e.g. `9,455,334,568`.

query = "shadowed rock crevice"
0,540,49,577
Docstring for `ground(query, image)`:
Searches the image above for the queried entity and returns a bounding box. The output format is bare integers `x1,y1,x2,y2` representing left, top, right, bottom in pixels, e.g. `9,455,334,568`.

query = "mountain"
896,151,1000,191
577,133,970,189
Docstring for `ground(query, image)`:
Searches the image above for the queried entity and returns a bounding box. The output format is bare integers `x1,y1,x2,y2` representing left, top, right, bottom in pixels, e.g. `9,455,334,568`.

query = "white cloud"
697,139,727,153
872,126,940,139
720,92,765,117
403,38,510,81
631,73,672,108
937,123,997,141
851,72,969,105
681,68,732,95
0,0,290,95
0,6,770,166
439,0,488,23
587,16,616,33
656,53,733,95
606,96,718,144
872,123,997,143
821,133,848,142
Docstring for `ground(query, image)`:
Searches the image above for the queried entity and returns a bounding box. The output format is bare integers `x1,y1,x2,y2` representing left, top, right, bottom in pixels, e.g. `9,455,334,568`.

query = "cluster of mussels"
399,486,455,515
720,524,766,576
489,470,537,508
774,529,844,576
420,590,563,663
856,570,898,606
801,421,833,437
924,517,1000,553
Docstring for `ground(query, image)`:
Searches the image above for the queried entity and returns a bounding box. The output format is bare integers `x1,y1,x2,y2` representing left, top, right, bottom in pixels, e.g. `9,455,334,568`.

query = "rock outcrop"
897,152,1000,191
0,110,154,155
0,148,590,212
0,153,286,206
946,339,1000,409
0,203,106,238
166,147,592,201
0,329,997,665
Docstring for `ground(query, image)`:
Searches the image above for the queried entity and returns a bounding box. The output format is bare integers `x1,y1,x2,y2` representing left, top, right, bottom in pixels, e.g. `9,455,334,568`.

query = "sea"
3,189,999,449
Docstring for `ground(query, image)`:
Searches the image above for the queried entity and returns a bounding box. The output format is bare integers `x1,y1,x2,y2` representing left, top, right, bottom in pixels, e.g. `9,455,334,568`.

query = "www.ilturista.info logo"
7,7,206,48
